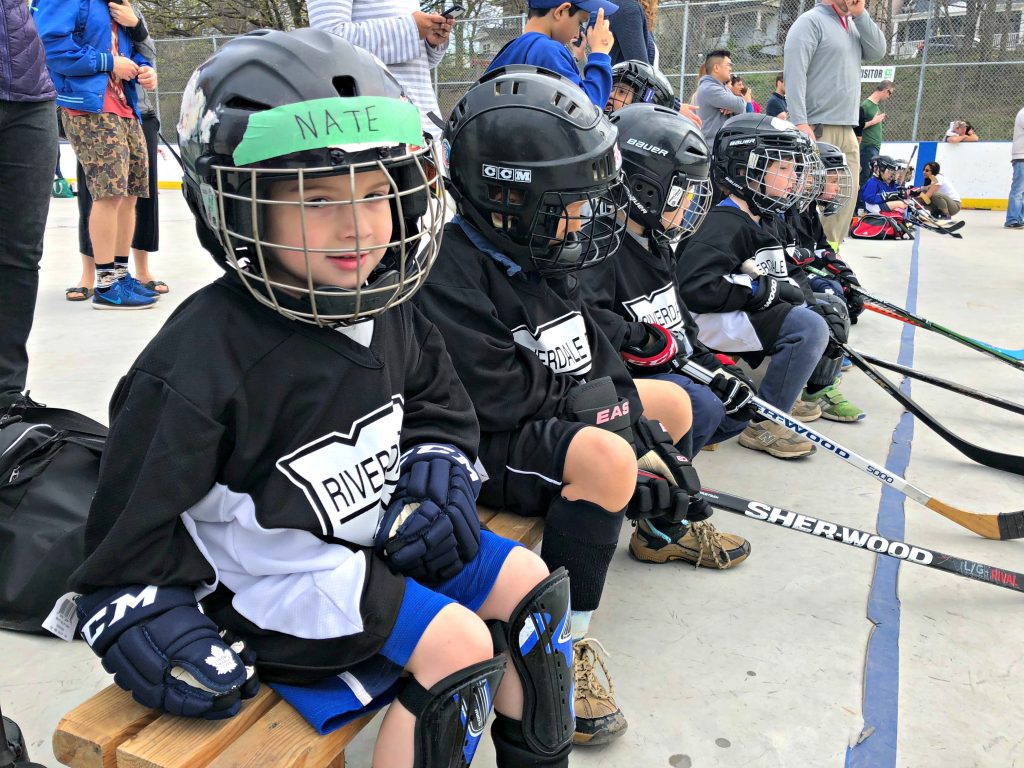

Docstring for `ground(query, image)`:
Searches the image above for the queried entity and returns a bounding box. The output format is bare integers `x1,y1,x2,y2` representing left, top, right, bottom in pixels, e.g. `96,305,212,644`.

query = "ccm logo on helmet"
625,138,669,156
483,164,532,183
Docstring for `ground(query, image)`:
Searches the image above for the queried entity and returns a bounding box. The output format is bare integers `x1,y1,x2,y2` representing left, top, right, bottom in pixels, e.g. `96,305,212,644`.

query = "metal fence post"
910,0,935,142
677,0,690,101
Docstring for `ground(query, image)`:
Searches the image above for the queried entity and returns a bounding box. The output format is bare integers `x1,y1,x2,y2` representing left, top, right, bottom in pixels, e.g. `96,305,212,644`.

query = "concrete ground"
2,195,1023,768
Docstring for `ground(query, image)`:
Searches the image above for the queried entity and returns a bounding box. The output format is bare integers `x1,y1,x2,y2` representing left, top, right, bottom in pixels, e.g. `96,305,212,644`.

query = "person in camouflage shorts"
36,0,159,309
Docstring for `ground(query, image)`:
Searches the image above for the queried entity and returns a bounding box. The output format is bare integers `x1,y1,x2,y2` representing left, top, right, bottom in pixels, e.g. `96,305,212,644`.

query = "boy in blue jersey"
486,0,618,108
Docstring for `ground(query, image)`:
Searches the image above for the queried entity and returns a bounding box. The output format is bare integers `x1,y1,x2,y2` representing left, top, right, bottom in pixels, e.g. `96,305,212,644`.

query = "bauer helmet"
177,28,443,326
815,141,853,216
444,66,627,275
712,113,811,215
609,103,712,244
606,60,676,114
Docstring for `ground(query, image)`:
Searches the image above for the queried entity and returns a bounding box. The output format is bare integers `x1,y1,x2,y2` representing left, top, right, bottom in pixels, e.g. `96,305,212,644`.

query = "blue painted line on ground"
845,230,922,768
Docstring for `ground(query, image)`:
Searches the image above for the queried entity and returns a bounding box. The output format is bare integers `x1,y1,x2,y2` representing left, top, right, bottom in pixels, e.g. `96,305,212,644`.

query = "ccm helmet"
178,28,443,326
609,103,712,244
444,66,627,275
606,60,676,114
712,113,810,215
815,141,853,216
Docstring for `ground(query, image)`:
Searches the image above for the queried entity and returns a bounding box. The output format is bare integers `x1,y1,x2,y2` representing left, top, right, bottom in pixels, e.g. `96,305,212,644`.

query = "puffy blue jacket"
34,0,151,115
1,0,56,101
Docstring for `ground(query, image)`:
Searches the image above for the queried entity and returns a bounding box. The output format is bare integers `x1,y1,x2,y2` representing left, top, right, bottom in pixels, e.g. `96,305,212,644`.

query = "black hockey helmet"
815,141,853,216
177,28,443,326
606,60,676,114
711,113,810,215
608,103,712,244
872,154,900,175
444,66,627,275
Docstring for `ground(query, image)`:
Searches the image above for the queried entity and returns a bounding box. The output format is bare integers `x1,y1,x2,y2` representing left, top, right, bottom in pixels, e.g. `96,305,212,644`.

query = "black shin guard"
540,496,623,612
492,713,571,768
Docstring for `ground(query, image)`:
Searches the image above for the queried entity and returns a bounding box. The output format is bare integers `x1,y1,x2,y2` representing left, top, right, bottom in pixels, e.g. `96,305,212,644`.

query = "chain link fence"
152,0,1024,145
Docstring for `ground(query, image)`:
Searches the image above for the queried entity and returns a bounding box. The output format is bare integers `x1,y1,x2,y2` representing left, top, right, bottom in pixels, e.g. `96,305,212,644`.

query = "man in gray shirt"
694,49,751,145
784,0,886,245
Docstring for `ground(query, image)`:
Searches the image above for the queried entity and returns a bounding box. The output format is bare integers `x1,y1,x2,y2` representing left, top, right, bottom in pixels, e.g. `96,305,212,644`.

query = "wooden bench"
53,508,545,768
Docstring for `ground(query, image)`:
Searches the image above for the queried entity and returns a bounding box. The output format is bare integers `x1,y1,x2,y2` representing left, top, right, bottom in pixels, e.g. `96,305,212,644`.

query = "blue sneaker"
841,356,853,371
119,273,159,299
92,279,157,310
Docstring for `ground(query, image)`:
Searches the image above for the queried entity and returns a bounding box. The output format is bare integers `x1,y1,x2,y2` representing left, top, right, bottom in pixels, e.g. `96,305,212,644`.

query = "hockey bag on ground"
848,212,911,240
0,403,106,633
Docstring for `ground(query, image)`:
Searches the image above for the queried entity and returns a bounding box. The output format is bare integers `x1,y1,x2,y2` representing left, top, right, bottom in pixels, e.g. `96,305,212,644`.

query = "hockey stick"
679,360,1024,539
856,351,1024,417
841,345,1024,477
810,272,1024,370
699,488,1024,594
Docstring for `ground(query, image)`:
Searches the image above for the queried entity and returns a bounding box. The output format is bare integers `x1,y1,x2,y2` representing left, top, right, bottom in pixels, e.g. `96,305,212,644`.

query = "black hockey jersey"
70,274,478,675
578,231,719,370
675,202,799,353
413,221,642,446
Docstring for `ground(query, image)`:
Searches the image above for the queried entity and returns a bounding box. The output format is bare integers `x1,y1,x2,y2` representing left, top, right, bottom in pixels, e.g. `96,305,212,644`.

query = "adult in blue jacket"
0,0,58,411
486,0,618,108
35,0,159,310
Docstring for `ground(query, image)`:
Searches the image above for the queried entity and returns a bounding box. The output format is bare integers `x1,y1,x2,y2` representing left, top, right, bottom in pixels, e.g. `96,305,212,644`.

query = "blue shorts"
271,531,521,733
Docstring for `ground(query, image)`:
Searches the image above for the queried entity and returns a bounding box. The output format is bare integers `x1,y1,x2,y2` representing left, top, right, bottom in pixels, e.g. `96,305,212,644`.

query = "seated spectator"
694,50,751,144
860,155,907,214
944,120,979,143
918,160,961,218
486,0,619,108
308,0,453,140
765,73,787,119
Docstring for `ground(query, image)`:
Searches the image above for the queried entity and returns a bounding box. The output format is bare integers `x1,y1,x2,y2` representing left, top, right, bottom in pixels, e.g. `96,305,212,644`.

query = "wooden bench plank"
53,686,160,768
114,687,279,768
486,511,545,551
205,705,376,768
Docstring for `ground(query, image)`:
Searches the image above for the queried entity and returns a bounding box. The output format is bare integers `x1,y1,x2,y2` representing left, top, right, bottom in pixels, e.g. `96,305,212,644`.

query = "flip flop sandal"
65,286,93,302
143,280,169,294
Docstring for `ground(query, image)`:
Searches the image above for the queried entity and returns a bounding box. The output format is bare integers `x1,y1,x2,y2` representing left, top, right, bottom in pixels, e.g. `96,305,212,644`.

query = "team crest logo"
622,283,684,332
276,396,404,543
751,245,788,278
511,312,592,375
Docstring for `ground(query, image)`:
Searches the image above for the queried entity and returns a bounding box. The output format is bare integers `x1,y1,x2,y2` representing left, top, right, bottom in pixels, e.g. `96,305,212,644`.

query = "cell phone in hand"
441,4,464,17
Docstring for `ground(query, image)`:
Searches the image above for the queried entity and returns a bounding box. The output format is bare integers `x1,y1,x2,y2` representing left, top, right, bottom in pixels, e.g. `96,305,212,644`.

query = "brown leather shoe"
572,638,628,746
630,518,751,568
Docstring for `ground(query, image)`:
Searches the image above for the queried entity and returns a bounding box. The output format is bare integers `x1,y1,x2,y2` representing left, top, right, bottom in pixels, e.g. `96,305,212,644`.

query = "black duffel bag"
0,401,106,634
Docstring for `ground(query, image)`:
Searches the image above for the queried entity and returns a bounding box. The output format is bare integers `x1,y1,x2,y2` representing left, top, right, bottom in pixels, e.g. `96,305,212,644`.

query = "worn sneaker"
802,378,866,423
629,518,750,569
738,419,816,459
572,638,627,746
92,279,157,310
790,397,822,422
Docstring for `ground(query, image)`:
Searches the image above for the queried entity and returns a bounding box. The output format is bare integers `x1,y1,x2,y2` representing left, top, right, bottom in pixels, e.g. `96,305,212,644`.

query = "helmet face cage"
795,150,826,212
743,145,809,214
607,63,674,113
209,144,445,326
819,165,853,216
524,177,630,275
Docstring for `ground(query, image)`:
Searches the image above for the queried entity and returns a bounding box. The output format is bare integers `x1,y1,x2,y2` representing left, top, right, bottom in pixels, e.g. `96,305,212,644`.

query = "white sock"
571,610,593,641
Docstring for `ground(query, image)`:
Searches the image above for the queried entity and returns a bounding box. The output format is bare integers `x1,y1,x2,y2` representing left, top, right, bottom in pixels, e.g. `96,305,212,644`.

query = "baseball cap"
528,0,619,16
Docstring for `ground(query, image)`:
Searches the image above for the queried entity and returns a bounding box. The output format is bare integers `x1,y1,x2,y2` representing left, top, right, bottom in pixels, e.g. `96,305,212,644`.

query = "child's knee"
504,547,551,593
410,604,494,686
564,427,637,511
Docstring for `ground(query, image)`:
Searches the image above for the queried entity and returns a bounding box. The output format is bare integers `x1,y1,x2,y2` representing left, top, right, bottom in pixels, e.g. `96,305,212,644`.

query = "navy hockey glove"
809,301,849,359
376,444,482,584
621,323,678,374
746,276,805,311
77,586,258,720
628,418,712,524
819,255,864,324
707,370,756,418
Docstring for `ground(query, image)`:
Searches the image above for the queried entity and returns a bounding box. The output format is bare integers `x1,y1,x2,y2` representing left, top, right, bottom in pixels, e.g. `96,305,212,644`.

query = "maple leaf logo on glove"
205,645,239,675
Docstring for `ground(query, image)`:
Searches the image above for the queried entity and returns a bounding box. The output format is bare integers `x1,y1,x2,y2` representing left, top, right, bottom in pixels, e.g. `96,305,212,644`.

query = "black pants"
0,99,57,404
77,113,160,256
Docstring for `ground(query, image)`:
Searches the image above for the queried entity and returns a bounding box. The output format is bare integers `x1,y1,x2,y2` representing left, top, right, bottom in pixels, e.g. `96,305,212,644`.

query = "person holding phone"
309,0,453,140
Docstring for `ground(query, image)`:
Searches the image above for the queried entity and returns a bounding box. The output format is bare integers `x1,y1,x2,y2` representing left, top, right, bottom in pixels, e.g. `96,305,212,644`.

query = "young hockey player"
577,102,753,567
861,155,908,215
64,30,575,768
604,60,703,126
775,145,866,423
676,113,830,459
416,66,714,746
